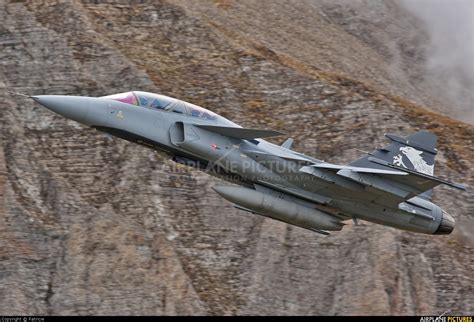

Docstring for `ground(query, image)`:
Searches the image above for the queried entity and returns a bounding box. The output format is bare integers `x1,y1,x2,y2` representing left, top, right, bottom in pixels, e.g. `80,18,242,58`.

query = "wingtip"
453,182,467,191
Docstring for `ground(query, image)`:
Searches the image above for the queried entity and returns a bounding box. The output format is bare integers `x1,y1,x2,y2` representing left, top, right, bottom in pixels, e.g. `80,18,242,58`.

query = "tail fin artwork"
349,130,438,199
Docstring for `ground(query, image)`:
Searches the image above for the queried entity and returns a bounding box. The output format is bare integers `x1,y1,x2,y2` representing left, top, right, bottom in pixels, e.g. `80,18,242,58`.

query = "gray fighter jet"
30,91,466,235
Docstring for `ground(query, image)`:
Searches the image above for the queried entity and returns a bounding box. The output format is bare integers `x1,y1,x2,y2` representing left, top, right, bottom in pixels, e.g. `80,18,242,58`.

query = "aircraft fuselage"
31,92,458,235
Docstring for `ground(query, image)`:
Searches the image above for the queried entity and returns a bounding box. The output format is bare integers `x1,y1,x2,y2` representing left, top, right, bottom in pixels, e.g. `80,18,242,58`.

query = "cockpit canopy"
101,91,217,121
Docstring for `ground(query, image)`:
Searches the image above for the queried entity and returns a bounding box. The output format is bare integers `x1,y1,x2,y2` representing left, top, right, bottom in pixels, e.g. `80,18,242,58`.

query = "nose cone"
434,210,455,235
32,95,91,124
212,185,237,200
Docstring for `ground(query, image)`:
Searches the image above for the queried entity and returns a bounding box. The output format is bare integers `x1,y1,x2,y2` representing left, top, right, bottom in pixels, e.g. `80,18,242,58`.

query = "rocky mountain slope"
0,0,472,315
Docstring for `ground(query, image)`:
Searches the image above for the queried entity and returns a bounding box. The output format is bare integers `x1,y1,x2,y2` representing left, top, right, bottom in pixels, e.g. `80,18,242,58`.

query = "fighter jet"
30,91,466,235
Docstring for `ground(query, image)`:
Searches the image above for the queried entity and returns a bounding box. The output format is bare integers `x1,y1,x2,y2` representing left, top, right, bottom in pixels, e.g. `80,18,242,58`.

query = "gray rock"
0,0,472,316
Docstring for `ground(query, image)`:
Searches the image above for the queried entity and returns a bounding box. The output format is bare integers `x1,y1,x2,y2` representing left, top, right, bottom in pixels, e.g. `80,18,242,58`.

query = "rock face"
0,0,472,316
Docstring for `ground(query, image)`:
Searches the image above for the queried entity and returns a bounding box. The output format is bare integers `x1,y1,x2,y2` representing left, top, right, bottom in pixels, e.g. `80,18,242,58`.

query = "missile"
212,185,344,231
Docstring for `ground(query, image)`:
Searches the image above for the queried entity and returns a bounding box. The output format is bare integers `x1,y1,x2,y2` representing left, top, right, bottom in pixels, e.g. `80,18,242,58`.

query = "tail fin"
349,130,437,199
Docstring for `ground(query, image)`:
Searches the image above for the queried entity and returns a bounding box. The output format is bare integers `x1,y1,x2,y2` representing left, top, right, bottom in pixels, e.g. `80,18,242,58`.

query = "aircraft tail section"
349,130,437,175
349,130,438,199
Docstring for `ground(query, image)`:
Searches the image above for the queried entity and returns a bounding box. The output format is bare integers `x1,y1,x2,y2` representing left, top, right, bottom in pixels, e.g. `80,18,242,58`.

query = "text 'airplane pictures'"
31,91,466,236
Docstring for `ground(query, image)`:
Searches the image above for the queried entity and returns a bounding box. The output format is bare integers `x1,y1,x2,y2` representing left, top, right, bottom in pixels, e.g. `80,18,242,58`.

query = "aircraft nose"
32,95,92,124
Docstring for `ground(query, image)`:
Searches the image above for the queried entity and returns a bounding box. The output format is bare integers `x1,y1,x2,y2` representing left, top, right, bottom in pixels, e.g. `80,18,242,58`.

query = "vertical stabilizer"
349,130,438,199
